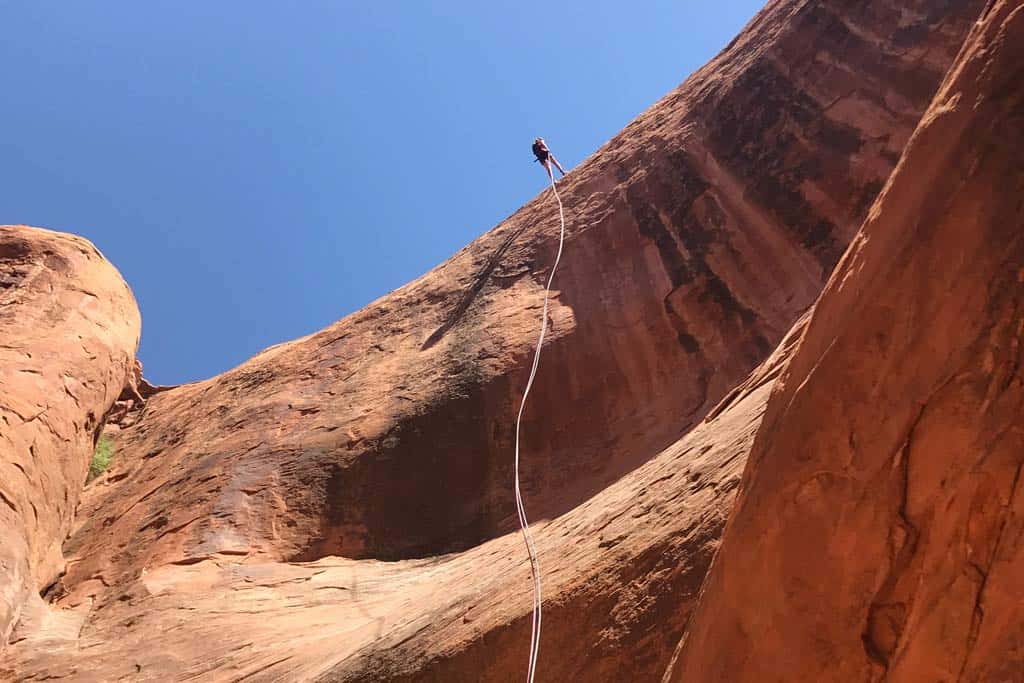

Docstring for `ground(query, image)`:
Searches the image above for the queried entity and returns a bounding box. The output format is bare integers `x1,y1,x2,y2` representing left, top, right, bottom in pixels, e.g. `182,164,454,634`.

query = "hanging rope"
514,170,566,683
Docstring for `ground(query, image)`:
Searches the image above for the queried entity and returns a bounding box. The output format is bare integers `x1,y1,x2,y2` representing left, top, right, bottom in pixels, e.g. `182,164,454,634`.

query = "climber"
532,138,566,179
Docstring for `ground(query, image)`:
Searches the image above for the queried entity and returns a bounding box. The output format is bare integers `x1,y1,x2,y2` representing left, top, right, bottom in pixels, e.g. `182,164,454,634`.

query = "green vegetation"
89,436,115,481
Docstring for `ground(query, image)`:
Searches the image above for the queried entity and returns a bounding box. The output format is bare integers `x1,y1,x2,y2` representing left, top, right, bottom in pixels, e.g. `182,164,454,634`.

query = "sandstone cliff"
0,226,140,648
668,2,1024,680
0,0,997,681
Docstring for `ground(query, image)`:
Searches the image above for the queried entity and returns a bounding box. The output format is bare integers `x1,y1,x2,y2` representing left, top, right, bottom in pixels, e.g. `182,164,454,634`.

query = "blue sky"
1,2,763,385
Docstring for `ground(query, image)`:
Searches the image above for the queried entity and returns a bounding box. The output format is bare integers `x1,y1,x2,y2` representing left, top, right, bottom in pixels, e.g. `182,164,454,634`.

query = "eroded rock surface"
1,322,798,682
52,0,981,576
0,0,991,680
669,3,1024,680
0,226,140,648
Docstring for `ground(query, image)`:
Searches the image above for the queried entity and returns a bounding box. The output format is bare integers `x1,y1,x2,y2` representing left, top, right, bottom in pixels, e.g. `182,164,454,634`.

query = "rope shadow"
420,223,530,350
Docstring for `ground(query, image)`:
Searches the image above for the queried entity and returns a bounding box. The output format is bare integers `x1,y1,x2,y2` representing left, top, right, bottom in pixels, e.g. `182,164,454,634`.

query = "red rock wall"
0,226,140,647
0,1,997,680
51,2,984,597
669,3,1024,679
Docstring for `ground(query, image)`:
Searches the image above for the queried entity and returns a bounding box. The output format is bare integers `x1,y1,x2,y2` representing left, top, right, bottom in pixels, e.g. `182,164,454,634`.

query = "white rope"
514,170,566,683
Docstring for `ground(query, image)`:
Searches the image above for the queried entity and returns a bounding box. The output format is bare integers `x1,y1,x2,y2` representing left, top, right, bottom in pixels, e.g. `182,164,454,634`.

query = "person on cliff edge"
532,137,566,180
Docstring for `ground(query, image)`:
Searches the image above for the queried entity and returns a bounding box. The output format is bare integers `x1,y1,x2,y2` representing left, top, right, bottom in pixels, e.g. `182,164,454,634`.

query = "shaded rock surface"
1,322,798,682
0,0,990,680
0,226,140,649
668,3,1024,680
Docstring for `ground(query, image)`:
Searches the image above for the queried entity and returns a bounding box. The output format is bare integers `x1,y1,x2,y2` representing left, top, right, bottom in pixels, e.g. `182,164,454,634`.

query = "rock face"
0,0,991,680
668,3,1024,680
40,0,981,573
0,226,140,648
1,322,796,682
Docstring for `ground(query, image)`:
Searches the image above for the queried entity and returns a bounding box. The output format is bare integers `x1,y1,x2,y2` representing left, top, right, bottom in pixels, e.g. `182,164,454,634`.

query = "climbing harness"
514,169,566,683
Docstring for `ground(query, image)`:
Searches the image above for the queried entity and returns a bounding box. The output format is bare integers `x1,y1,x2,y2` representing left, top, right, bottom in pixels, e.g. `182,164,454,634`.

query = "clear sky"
2,2,764,385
